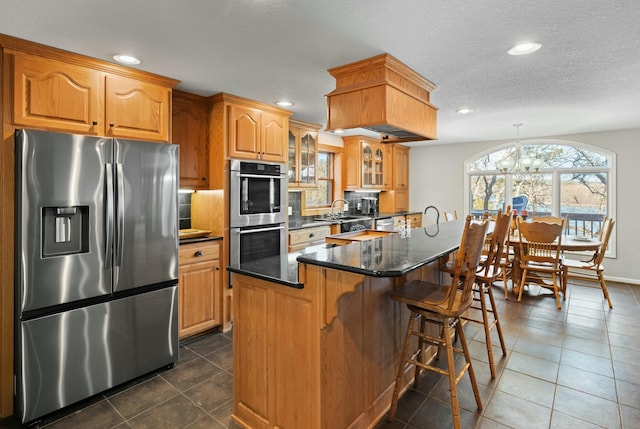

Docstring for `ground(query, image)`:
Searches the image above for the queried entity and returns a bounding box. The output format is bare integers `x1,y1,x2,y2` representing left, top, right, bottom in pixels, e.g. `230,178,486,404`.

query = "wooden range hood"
325,53,438,143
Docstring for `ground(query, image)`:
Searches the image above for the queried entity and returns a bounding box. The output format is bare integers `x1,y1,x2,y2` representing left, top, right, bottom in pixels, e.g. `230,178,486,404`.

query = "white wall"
409,127,640,283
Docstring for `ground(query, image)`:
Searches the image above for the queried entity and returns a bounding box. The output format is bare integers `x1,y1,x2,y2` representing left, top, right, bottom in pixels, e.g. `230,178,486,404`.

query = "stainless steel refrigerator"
14,129,179,423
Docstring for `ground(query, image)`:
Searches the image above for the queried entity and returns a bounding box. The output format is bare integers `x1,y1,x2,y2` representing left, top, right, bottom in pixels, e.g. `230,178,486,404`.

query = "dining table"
508,233,601,295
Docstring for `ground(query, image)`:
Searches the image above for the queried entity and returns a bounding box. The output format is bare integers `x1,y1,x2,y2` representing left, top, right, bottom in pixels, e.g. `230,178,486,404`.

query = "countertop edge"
227,265,304,289
179,235,223,245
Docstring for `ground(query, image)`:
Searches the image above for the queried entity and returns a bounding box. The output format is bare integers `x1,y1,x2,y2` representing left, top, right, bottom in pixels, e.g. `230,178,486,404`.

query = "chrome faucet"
330,199,348,218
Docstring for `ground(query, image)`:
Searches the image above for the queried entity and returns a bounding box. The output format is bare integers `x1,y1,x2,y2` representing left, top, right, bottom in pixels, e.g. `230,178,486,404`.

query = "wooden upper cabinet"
393,144,409,190
11,50,174,142
261,110,288,162
223,95,291,163
379,144,410,213
228,104,261,158
342,135,391,190
343,136,362,189
172,91,209,189
288,119,320,188
12,53,103,135
105,75,171,141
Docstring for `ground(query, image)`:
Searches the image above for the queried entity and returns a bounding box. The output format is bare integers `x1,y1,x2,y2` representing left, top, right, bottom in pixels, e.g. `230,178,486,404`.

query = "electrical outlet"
343,202,349,211
288,206,292,216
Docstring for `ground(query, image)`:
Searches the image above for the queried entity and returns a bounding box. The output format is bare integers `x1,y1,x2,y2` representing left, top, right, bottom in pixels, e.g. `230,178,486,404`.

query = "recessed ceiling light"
333,129,345,134
456,107,474,114
113,54,141,65
507,42,542,56
275,100,294,107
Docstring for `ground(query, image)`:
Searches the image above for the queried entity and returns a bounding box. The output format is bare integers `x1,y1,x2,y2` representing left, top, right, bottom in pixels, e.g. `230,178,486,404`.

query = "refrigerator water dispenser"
42,206,89,257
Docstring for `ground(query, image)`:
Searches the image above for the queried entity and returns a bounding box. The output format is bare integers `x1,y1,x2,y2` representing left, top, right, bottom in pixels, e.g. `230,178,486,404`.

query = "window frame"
464,139,616,257
301,143,343,217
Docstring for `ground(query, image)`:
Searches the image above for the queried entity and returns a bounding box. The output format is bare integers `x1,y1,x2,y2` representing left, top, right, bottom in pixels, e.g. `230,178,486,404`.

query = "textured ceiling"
1,0,639,145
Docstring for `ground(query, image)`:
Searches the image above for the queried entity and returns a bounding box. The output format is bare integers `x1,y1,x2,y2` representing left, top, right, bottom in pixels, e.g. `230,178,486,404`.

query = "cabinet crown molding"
1,33,179,87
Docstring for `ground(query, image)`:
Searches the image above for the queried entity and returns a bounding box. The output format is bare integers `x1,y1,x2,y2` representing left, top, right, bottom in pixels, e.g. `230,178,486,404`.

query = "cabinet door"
393,145,409,190
343,139,361,189
298,129,317,187
105,75,171,142
13,52,103,134
394,190,409,213
361,142,375,187
178,259,221,338
228,104,261,159
172,95,209,188
260,110,287,163
288,128,298,185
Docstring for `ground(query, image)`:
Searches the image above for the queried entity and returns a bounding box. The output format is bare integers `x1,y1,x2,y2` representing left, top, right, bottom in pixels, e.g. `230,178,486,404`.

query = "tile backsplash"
287,191,380,224
179,192,192,230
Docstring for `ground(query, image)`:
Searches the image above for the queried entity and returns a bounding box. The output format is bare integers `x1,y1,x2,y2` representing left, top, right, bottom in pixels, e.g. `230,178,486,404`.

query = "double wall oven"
229,160,287,284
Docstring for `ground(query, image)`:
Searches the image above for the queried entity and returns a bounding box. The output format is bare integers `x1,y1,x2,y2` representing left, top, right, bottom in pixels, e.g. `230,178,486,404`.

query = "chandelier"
496,123,543,173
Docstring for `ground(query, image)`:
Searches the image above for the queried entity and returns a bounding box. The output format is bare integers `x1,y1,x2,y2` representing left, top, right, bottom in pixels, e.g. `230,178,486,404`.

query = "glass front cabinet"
343,135,391,190
288,119,320,188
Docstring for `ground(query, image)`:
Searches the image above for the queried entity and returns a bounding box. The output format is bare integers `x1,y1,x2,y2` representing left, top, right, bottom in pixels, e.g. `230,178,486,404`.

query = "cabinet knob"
92,121,98,126
109,122,114,127
194,250,204,257
309,232,315,238
215,266,220,271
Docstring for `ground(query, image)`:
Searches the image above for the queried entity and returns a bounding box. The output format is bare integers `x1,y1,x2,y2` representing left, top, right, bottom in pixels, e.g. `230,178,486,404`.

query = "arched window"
464,139,616,256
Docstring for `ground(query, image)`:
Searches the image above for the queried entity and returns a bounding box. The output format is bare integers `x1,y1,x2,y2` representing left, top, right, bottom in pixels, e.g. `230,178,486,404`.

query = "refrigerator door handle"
116,163,125,267
105,163,114,269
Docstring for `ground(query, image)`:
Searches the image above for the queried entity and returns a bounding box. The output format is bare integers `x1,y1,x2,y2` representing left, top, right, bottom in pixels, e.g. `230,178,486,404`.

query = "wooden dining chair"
532,214,569,234
516,217,565,309
443,210,459,221
388,216,488,429
562,218,615,308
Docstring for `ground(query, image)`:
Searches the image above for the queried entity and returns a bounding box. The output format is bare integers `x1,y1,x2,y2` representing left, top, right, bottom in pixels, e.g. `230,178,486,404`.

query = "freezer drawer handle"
194,250,204,257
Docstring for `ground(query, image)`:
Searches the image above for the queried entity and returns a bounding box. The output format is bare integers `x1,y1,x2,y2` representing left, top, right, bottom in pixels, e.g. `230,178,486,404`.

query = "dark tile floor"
1,280,639,429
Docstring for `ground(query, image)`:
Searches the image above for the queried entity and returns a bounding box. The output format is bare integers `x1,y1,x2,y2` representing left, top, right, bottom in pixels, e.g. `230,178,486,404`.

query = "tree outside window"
305,151,333,207
468,143,613,239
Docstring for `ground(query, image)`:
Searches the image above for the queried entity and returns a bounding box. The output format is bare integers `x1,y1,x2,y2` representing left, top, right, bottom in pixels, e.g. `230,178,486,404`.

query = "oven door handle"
238,173,283,179
239,225,286,234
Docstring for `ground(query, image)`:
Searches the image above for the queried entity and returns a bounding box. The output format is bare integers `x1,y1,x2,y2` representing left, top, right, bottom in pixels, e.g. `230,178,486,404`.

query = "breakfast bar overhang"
227,221,466,429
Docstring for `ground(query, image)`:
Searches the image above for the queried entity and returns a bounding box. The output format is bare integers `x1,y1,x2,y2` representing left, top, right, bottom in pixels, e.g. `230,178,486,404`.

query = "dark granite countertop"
288,219,334,230
375,211,422,218
287,211,423,231
296,220,463,277
179,235,223,245
228,220,465,288
227,243,333,288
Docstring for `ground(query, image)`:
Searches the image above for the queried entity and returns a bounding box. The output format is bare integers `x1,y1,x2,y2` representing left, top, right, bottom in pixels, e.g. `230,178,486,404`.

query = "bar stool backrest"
479,209,512,278
448,216,489,310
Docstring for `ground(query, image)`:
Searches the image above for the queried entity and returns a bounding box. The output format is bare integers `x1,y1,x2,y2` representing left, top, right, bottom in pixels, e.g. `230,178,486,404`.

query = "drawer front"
392,216,405,229
407,214,422,227
289,226,331,247
179,242,220,265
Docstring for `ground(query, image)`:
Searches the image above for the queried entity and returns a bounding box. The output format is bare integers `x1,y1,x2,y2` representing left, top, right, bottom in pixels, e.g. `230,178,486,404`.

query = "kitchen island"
227,221,465,429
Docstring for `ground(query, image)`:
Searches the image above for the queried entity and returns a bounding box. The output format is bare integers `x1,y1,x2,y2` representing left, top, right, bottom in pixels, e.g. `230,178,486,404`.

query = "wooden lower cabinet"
407,212,422,227
392,213,422,230
288,225,331,252
178,241,222,338
231,261,441,429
